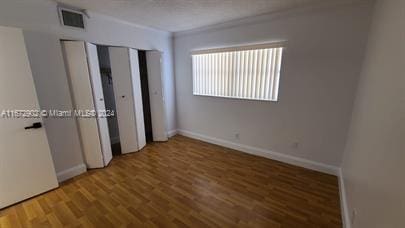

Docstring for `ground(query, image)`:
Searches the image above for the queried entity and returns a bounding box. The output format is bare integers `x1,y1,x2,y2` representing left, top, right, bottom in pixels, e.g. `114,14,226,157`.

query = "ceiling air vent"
58,6,86,29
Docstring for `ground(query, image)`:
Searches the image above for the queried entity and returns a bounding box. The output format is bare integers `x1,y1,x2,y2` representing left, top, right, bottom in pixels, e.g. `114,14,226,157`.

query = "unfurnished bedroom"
0,0,403,227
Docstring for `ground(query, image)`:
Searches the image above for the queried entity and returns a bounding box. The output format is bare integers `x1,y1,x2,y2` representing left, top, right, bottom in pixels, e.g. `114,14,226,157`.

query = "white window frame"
191,42,284,102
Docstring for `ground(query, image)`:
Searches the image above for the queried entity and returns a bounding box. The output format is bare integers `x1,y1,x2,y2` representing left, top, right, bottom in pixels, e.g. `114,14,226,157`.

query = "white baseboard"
56,163,87,183
110,136,120,144
177,129,339,175
168,129,178,137
338,168,350,228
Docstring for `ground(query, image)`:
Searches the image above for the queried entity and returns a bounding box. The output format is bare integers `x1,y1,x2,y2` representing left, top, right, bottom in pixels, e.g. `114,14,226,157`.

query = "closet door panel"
86,43,112,166
109,47,139,154
62,41,104,168
146,51,168,141
129,49,146,150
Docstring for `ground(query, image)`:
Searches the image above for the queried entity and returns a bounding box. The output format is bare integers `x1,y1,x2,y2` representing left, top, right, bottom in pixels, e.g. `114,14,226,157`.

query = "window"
192,43,284,101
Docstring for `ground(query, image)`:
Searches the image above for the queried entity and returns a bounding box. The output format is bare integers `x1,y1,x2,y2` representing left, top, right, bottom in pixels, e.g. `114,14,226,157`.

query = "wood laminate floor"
0,135,342,227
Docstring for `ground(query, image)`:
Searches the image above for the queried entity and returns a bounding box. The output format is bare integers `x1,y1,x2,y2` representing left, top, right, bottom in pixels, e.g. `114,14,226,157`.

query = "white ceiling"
56,0,365,32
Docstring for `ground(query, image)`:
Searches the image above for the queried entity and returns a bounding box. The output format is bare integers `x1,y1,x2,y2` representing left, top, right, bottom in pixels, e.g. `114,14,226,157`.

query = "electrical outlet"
351,209,357,225
292,142,299,149
234,133,240,140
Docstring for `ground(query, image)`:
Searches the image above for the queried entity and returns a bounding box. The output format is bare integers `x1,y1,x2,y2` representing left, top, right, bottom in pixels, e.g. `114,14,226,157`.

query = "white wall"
22,30,84,176
341,0,405,227
0,0,176,178
174,2,373,168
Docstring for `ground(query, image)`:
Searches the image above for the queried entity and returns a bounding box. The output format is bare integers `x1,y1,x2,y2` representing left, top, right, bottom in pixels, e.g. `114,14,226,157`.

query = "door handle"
25,122,42,130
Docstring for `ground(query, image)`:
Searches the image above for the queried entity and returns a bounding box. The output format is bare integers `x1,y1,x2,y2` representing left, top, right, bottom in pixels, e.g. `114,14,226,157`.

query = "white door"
0,26,58,209
109,47,139,154
129,49,146,150
86,43,112,166
62,41,104,168
146,51,168,141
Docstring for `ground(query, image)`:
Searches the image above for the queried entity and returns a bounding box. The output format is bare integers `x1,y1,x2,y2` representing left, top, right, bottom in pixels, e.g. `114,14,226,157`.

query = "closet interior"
97,46,121,156
138,50,153,143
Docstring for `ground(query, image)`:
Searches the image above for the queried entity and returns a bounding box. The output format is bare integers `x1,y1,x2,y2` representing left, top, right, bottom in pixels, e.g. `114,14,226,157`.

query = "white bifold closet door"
86,43,113,166
109,47,146,153
146,51,168,141
62,41,112,168
129,50,147,149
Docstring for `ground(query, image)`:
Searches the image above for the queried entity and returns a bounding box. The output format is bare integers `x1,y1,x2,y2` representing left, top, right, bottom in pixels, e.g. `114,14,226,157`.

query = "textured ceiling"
55,0,364,32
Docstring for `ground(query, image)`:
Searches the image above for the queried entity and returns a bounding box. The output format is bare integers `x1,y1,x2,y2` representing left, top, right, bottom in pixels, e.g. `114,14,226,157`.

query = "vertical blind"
192,44,283,101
